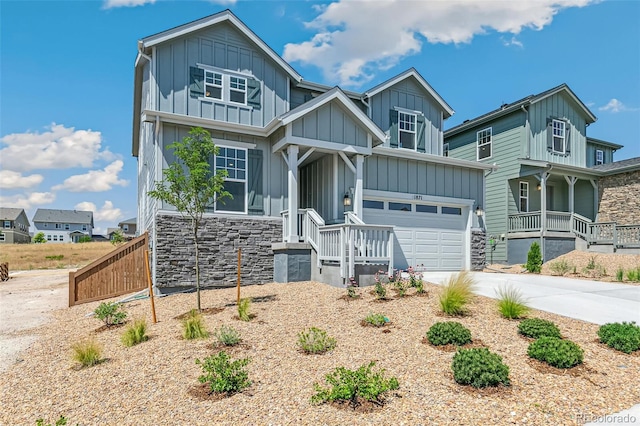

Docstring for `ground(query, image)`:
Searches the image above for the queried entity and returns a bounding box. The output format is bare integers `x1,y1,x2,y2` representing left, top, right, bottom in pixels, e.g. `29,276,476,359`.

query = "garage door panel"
415,231,438,240
441,232,463,242
415,244,438,254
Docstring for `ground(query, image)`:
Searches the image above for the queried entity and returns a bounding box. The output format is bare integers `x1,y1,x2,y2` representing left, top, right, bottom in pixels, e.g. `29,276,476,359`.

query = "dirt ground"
0,269,71,372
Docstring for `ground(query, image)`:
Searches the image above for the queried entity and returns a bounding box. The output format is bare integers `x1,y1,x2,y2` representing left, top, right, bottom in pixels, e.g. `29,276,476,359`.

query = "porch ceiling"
518,159,601,180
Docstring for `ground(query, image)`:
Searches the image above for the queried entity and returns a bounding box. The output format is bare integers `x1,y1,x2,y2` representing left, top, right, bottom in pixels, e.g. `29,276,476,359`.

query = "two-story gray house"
133,10,494,292
0,208,31,244
32,209,93,243
445,84,625,264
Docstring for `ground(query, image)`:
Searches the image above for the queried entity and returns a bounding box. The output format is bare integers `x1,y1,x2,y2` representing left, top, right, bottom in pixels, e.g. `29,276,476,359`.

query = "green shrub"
585,255,598,270
438,271,475,316
94,302,127,327
121,319,148,347
238,298,252,321
71,339,102,368
182,309,209,340
410,274,425,294
394,279,410,297
297,327,337,354
496,286,530,319
518,318,561,339
346,285,358,299
78,236,92,243
33,232,46,243
525,242,542,273
527,337,584,368
549,259,571,276
374,280,387,300
426,322,472,346
35,416,70,426
45,254,64,261
616,267,624,282
196,351,251,395
311,361,399,406
598,322,640,354
626,267,640,282
214,325,242,346
451,348,510,388
363,312,388,327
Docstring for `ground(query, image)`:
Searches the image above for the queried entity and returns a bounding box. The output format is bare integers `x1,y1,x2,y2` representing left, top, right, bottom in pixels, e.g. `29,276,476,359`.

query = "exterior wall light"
343,192,352,207
475,205,484,216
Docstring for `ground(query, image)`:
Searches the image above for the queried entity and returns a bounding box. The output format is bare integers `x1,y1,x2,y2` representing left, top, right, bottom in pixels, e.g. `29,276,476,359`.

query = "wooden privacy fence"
0,262,8,282
69,233,149,306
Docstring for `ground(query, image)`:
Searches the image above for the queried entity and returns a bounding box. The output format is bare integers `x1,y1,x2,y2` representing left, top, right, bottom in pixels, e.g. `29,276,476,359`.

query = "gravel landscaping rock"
1,281,639,425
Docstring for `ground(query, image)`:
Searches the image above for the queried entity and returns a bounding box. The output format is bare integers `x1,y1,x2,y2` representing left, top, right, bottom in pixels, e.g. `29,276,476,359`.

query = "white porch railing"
282,209,393,279
508,211,541,232
546,211,572,232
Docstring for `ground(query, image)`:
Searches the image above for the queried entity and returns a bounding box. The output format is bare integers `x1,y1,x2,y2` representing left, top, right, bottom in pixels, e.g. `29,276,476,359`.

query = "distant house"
32,209,94,243
118,217,137,238
0,208,31,244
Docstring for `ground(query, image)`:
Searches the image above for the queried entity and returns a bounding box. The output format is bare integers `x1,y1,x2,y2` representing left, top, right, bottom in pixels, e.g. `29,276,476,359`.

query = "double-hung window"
215,147,247,213
398,112,416,150
204,71,223,100
82,224,87,231
519,182,529,212
3,221,10,229
551,119,566,153
477,128,492,160
595,149,604,165
229,76,246,104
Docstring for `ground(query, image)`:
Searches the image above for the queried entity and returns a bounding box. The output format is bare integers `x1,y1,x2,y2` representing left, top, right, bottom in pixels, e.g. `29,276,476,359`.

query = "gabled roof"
591,156,640,174
32,209,93,226
587,137,623,150
138,9,301,82
118,217,136,225
0,207,27,222
363,68,455,119
445,84,597,138
277,87,387,144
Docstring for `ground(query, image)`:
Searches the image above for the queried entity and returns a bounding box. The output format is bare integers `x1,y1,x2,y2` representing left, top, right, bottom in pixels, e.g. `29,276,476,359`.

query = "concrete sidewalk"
422,271,640,425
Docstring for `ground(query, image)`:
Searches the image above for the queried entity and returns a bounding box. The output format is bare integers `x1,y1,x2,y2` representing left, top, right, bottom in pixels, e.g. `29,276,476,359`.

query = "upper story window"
398,112,416,150
595,149,604,165
123,224,129,232
82,224,87,231
215,147,247,213
229,76,246,104
64,224,70,230
443,143,449,157
204,71,222,100
477,127,492,160
55,223,61,229
3,221,10,229
551,119,566,153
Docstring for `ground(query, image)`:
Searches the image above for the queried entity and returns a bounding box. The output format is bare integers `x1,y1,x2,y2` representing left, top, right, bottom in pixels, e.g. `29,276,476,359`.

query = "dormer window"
551,119,566,153
398,112,416,150
204,71,222,100
595,149,604,165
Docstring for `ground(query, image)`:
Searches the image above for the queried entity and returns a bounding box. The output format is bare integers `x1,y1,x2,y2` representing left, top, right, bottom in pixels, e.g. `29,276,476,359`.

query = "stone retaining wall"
154,214,282,289
598,170,640,225
471,229,486,270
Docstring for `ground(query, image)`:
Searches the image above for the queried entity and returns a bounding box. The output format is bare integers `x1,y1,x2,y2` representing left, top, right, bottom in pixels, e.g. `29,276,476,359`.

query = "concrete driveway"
421,271,640,325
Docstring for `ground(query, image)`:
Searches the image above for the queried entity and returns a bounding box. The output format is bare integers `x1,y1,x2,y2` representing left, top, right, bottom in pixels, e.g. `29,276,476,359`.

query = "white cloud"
52,160,129,193
0,123,116,173
0,192,55,210
103,0,155,8
283,0,596,86
75,201,123,222
502,36,524,48
0,170,44,189
598,98,638,113
208,0,237,5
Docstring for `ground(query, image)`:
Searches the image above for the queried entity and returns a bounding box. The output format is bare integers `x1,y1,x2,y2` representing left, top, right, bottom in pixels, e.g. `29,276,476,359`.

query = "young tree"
110,229,126,246
33,232,46,243
148,127,230,311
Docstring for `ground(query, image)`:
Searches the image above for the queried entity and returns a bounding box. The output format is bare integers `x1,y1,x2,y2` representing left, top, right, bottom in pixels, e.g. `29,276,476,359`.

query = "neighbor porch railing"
508,210,640,248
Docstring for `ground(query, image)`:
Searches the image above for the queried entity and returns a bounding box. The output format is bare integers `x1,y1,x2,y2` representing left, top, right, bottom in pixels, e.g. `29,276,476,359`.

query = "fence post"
68,271,76,307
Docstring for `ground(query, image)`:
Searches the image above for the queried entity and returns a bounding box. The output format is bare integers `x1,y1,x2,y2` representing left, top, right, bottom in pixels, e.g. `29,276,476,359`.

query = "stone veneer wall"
154,214,282,289
471,229,486,270
598,170,640,225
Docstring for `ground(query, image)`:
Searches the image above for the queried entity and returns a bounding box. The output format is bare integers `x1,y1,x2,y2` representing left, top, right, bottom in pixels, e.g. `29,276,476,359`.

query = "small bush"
426,322,472,346
297,327,337,354
121,319,149,347
45,254,64,261
598,322,640,354
363,312,388,327
549,259,571,276
346,285,358,299
451,348,510,388
525,242,542,273
585,255,598,270
196,351,251,395
214,325,242,346
374,280,387,300
616,267,624,282
94,302,127,327
182,309,209,340
311,361,399,406
527,337,584,368
393,279,410,297
626,267,640,282
78,236,92,243
518,318,561,339
238,298,252,321
439,271,475,316
35,416,69,426
71,339,102,368
496,286,530,319
410,274,425,294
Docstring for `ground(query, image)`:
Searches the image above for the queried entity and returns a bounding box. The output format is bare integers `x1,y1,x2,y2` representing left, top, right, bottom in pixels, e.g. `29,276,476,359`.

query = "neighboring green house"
0,208,31,244
445,84,627,264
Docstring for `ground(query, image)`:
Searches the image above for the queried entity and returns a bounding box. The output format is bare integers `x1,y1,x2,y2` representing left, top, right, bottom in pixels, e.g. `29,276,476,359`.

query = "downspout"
521,105,530,159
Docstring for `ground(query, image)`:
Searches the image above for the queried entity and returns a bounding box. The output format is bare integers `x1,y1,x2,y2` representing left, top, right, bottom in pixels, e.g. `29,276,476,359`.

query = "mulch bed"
173,307,225,320
94,322,127,333
188,383,235,402
421,338,487,352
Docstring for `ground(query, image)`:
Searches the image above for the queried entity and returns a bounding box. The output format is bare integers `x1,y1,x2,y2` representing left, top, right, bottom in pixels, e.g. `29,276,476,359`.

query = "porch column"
287,145,299,243
333,154,339,221
590,179,599,221
539,172,549,261
565,176,577,214
354,154,364,218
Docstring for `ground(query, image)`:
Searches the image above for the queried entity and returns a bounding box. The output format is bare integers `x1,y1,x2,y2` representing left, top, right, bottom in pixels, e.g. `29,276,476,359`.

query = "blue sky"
1,0,639,234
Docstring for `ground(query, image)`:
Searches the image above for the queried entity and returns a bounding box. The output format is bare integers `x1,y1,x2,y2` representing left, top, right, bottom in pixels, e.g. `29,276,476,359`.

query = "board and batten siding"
574,180,596,220
159,123,287,218
446,111,526,263
368,77,444,155
528,93,587,167
291,101,369,147
586,142,615,167
155,21,288,127
300,155,353,224
138,121,157,234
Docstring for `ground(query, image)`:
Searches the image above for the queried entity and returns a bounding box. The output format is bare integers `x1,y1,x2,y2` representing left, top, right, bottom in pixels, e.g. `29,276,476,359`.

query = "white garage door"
363,201,467,271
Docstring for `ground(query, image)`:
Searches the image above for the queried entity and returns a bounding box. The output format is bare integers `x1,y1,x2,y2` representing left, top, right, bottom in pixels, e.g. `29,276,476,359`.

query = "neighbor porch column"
354,154,364,218
539,172,549,261
565,176,577,214
287,145,299,243
590,179,599,221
